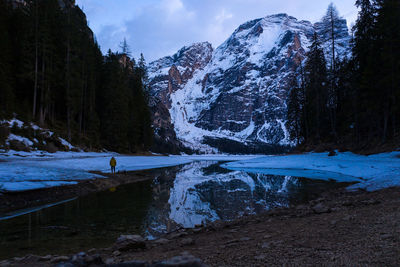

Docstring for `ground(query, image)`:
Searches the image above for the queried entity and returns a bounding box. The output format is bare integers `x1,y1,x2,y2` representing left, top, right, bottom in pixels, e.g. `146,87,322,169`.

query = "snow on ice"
1,147,398,193
223,151,400,191
0,151,256,192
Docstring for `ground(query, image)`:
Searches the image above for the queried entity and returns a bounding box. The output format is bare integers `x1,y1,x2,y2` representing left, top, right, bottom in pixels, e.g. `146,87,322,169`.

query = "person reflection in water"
110,157,117,174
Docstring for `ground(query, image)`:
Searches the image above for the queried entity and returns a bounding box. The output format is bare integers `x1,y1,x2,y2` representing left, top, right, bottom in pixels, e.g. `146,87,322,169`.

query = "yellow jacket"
110,157,117,167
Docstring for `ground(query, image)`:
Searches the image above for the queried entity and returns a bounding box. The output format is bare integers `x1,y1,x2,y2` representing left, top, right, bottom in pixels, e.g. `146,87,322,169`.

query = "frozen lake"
0,161,352,259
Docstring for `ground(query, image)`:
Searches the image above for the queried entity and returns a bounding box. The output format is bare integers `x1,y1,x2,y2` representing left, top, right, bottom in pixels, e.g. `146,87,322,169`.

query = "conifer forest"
286,0,400,149
0,0,153,152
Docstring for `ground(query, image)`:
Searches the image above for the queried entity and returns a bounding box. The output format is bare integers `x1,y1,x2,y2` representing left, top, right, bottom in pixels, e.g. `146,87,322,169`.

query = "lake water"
0,161,350,259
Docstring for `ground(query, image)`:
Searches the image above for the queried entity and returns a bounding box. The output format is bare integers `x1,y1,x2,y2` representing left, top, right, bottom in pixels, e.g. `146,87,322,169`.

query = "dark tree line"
0,0,152,152
286,0,400,148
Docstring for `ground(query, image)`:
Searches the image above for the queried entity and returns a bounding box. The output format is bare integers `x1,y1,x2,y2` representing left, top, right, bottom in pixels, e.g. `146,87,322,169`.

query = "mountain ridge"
149,13,351,153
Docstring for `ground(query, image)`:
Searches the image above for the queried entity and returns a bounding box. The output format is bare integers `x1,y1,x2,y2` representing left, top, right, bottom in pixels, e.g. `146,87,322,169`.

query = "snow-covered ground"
0,150,257,192
1,118,77,152
223,151,400,191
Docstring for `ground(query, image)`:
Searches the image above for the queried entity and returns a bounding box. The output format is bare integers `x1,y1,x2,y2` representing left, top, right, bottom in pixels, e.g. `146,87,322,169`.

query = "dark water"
0,161,350,259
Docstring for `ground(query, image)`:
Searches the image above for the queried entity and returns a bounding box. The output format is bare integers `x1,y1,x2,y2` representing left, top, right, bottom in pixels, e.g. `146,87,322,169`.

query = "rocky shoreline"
1,186,399,266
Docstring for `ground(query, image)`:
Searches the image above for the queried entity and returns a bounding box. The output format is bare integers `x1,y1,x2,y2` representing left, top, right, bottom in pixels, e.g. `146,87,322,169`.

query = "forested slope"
0,0,152,153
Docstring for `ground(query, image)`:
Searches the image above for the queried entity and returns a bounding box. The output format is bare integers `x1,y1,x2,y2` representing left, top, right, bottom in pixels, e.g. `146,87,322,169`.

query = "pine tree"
286,75,304,145
0,0,14,117
352,0,379,141
120,37,131,57
320,3,344,138
303,33,329,142
372,0,400,141
320,3,341,69
353,0,377,69
335,57,356,137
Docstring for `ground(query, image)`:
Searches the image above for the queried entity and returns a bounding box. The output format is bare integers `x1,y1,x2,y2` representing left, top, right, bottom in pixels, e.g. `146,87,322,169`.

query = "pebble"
158,253,205,267
261,242,270,249
169,231,189,239
296,204,308,210
39,255,52,261
88,248,97,254
254,254,267,260
361,199,381,205
225,239,239,244
112,250,121,257
50,256,70,263
380,233,393,239
225,243,238,248
312,203,331,214
0,260,10,266
116,234,145,243
153,238,170,245
114,235,146,251
343,215,353,221
105,258,115,265
55,262,76,267
180,237,195,246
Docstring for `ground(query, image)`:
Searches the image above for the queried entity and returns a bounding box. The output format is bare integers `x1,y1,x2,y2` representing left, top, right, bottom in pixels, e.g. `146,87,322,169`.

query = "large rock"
113,235,146,251
312,203,331,214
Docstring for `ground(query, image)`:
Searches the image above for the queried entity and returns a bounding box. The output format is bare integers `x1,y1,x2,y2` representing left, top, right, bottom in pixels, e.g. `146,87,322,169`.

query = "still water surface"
0,161,349,259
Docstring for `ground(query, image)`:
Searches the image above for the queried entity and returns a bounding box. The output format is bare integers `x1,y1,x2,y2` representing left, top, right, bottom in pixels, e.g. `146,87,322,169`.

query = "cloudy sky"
75,0,358,62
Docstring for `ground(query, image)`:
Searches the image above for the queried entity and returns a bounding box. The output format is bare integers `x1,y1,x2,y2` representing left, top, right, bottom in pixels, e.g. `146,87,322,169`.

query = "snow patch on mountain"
149,13,351,153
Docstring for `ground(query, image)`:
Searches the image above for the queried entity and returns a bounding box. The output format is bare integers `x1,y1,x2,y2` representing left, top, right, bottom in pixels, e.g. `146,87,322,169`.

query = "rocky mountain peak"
148,13,351,153
149,42,213,77
149,42,213,107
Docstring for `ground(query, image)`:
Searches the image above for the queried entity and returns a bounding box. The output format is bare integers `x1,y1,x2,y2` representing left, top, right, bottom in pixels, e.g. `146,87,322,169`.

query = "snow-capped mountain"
149,13,350,153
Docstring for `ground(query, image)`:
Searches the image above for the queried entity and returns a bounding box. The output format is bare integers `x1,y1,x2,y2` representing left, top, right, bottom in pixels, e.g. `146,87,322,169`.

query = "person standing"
110,157,117,174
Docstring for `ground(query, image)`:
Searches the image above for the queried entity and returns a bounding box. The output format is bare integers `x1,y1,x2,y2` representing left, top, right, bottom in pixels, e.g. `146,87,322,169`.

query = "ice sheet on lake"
223,151,400,191
0,151,256,192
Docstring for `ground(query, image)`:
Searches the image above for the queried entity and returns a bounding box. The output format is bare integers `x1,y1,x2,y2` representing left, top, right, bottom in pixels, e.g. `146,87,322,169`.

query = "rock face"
149,42,213,153
149,14,350,153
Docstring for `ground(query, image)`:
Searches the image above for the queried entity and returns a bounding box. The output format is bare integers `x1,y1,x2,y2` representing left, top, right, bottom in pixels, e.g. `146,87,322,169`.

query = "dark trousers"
111,166,116,173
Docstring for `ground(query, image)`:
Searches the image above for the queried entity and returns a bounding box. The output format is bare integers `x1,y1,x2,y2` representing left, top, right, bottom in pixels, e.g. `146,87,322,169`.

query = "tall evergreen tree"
320,3,344,138
303,33,329,142
120,37,131,57
320,3,341,69
286,75,304,145
372,0,400,141
0,0,14,117
352,0,379,141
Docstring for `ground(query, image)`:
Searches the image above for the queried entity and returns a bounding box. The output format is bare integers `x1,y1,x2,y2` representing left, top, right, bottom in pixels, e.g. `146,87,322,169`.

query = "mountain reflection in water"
144,161,340,238
0,161,345,259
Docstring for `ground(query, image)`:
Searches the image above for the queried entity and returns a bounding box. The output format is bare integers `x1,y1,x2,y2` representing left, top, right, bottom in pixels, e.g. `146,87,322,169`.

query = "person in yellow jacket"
110,157,117,174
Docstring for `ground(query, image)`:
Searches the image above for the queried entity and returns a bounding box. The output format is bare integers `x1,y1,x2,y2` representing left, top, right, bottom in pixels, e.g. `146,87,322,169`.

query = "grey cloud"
76,0,358,62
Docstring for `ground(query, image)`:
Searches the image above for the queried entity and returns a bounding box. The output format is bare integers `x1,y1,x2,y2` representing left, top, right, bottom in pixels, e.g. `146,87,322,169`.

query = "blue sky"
75,0,358,62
